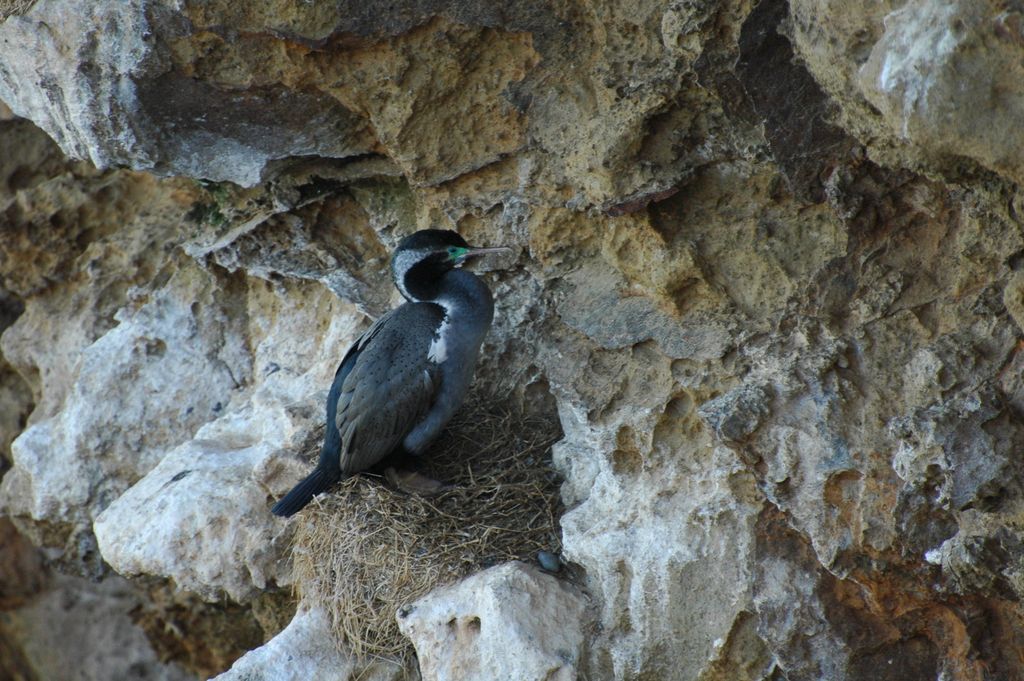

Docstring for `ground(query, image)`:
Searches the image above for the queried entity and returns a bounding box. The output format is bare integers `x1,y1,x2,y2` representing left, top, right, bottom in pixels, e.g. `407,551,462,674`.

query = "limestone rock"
698,383,773,447
858,1,1024,184
213,607,404,681
553,398,764,680
190,188,399,318
752,509,946,681
4,0,1024,679
93,435,291,603
1004,270,1024,333
0,572,194,681
0,118,219,570
3,261,252,527
791,0,1024,184
0,352,30,477
93,279,366,601
0,0,733,203
0,0,376,187
397,562,587,681
736,0,855,203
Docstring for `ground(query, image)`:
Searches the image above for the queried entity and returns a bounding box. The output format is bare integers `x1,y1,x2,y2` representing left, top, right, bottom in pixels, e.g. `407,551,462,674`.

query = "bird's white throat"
428,298,460,364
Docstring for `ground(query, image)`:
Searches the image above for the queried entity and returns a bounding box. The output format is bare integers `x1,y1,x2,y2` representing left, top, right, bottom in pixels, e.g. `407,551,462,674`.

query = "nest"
290,393,564,660
0,1,36,20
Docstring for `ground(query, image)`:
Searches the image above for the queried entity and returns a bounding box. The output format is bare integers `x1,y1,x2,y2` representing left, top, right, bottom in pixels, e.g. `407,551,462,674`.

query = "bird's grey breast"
400,273,494,454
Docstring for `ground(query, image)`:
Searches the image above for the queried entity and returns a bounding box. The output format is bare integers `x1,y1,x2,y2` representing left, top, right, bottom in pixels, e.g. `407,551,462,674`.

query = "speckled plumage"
329,303,444,472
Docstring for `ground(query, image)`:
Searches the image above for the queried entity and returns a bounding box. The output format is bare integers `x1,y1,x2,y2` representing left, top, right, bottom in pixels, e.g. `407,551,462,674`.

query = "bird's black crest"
396,229,469,253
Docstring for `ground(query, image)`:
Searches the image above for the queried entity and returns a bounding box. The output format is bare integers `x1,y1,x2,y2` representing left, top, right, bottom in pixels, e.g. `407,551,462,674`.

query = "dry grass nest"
291,392,565,660
0,0,36,20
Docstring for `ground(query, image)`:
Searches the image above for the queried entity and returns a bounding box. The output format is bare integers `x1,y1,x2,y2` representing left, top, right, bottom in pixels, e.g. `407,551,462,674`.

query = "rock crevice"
3,1,1024,679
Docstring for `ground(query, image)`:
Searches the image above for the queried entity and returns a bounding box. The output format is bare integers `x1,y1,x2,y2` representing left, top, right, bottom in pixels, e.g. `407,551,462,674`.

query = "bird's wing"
316,311,394,470
332,303,445,472
333,312,391,383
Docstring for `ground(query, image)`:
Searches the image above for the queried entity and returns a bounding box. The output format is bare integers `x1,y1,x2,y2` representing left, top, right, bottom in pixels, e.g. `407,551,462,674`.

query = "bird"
271,229,510,517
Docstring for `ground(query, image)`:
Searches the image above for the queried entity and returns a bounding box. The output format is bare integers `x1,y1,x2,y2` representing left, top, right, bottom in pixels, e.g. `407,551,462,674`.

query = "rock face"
0,0,377,186
91,278,365,602
213,607,405,681
792,0,1024,185
3,1,1024,680
397,562,588,681
1,567,195,681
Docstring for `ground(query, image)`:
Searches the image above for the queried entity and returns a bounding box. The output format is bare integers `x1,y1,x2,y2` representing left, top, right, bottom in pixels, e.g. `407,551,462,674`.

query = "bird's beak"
458,246,512,266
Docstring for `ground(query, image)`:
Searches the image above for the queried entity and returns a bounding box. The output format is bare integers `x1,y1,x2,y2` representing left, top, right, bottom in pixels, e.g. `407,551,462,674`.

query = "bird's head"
391,229,510,302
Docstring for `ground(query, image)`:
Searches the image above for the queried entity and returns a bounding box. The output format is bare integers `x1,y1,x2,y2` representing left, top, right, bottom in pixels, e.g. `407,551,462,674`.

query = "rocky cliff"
2,1,1024,680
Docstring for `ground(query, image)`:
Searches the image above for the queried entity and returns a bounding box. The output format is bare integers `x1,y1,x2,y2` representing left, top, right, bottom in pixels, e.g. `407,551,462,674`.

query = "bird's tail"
271,466,340,517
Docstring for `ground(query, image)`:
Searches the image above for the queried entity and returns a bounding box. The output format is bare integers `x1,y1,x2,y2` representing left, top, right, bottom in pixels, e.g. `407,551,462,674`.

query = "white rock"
1,265,250,526
0,0,151,169
93,283,365,601
213,607,404,681
397,562,587,681
553,400,763,680
93,433,291,602
793,0,1024,184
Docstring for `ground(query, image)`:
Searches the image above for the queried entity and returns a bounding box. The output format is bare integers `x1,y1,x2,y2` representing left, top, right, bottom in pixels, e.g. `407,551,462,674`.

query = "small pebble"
537,550,561,572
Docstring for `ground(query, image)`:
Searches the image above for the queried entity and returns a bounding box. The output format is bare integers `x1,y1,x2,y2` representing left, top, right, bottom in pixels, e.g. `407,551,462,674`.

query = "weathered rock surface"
0,571,194,681
791,0,1024,185
0,0,377,187
93,278,364,601
397,562,587,681
3,1,1024,680
214,607,405,681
